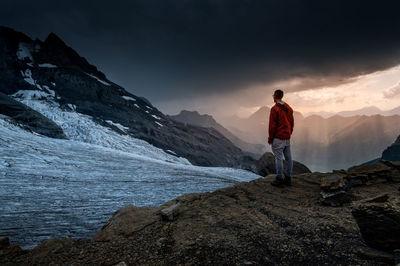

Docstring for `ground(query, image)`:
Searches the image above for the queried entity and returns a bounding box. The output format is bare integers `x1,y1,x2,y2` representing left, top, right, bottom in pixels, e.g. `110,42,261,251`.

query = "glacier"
0,94,260,249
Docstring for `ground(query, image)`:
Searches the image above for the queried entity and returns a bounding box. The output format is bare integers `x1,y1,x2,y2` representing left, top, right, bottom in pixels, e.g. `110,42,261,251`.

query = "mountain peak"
248,106,270,121
44,32,66,47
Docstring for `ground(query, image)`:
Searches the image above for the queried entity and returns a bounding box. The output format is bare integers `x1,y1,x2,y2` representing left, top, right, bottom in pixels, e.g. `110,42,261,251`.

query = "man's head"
273,89,284,103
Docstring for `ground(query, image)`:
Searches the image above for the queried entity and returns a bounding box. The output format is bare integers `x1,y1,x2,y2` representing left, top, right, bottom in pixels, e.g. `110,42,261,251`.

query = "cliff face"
2,162,399,265
382,135,400,161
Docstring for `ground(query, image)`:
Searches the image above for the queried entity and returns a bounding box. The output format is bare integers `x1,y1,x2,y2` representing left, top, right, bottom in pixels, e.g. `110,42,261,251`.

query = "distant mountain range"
304,105,400,118
0,26,256,170
218,105,400,172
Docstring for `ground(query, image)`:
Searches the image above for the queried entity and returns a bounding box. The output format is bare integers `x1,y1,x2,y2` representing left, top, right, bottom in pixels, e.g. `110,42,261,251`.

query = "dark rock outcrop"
255,152,311,176
352,196,400,252
319,162,400,207
347,162,400,184
0,92,66,138
382,135,400,161
319,174,355,206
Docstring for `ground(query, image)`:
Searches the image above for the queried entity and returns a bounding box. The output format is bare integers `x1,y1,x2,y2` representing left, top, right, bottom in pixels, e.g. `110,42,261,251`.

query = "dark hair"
274,89,284,99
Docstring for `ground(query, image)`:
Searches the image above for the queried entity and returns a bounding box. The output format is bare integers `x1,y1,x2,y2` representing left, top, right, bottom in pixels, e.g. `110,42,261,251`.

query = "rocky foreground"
1,162,400,265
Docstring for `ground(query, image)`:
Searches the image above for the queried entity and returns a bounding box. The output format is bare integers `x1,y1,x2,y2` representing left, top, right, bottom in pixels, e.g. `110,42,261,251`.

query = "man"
268,89,294,187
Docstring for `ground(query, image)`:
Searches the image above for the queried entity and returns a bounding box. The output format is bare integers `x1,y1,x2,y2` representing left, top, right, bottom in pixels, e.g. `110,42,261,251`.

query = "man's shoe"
283,175,292,186
271,177,285,187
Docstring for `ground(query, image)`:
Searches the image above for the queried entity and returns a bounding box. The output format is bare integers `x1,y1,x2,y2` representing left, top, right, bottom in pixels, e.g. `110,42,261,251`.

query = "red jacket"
268,102,294,144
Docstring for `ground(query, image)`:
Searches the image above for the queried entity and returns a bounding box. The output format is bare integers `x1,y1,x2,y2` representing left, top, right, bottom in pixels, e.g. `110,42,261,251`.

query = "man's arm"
289,110,294,134
268,108,277,144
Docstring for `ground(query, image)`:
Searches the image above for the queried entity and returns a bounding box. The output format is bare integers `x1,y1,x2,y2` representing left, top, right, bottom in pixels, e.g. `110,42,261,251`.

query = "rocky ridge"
169,110,267,157
1,162,399,265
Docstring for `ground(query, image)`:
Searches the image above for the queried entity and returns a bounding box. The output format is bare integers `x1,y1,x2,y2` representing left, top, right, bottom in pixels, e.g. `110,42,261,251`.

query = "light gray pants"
271,138,293,179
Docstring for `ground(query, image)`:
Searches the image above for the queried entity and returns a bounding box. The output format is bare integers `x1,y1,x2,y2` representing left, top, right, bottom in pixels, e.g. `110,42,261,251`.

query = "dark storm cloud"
1,0,400,102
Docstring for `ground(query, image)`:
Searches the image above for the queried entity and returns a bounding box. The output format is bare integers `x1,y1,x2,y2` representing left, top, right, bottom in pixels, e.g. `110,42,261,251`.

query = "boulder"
319,174,354,206
94,206,159,241
160,203,180,221
256,152,311,176
352,198,400,252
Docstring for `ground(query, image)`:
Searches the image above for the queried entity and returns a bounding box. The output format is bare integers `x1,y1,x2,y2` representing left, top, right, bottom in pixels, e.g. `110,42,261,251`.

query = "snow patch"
38,63,57,68
155,121,163,127
134,104,140,109
67,104,76,111
145,106,152,110
105,120,129,133
86,73,111,86
122,96,136,101
11,96,189,165
152,114,162,120
166,149,177,155
51,82,56,87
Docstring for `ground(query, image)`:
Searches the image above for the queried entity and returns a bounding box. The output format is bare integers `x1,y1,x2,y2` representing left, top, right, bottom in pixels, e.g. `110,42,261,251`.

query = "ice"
0,114,260,249
16,43,33,62
38,63,57,68
86,73,111,86
105,120,129,133
152,114,161,120
122,96,136,101
12,95,188,164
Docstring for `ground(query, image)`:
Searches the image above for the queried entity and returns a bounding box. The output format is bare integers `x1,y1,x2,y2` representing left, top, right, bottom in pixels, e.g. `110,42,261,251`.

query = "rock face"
319,173,355,207
170,110,267,157
0,92,66,139
255,152,311,176
0,26,256,169
319,162,400,206
382,135,400,161
352,197,400,252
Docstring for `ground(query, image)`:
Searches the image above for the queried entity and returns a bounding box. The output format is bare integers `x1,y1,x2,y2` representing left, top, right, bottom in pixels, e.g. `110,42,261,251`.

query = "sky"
1,0,400,119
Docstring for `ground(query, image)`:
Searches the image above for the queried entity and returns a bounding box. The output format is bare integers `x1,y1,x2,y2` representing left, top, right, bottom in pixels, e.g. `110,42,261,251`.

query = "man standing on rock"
268,89,294,187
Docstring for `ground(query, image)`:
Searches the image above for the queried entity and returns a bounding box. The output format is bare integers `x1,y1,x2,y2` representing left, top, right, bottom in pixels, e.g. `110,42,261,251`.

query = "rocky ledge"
1,162,399,265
